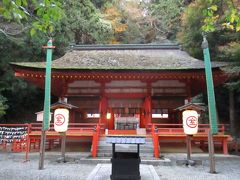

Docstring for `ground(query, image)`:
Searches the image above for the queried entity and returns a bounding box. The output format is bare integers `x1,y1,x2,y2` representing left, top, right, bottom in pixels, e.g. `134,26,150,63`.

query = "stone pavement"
86,164,160,180
0,152,240,180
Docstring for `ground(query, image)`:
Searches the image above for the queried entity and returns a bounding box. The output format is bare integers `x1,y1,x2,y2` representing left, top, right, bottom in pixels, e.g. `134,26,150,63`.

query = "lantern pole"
61,132,67,162
201,34,217,173
39,39,55,170
186,135,192,163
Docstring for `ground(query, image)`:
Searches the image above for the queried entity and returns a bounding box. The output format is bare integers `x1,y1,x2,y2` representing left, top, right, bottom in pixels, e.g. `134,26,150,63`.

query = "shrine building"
10,44,231,157
12,44,227,128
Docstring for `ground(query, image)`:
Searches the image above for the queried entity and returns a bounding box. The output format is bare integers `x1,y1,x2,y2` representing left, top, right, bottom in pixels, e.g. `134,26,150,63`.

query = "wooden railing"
30,123,100,133
29,123,105,158
149,123,230,158
0,123,105,160
0,123,30,161
149,123,227,135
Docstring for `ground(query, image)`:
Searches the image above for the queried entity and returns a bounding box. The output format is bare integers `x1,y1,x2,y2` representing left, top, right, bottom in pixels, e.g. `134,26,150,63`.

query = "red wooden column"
140,108,145,128
108,108,114,130
99,96,108,127
144,96,152,126
143,82,152,126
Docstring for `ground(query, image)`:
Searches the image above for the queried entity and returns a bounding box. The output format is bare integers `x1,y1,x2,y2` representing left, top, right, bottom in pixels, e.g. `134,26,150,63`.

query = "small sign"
54,108,69,132
36,111,52,122
182,110,198,135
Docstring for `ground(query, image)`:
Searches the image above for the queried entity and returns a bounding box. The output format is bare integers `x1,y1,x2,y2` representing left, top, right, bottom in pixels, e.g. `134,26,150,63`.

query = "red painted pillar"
144,96,152,126
140,108,145,128
108,108,114,130
223,139,228,154
99,96,107,127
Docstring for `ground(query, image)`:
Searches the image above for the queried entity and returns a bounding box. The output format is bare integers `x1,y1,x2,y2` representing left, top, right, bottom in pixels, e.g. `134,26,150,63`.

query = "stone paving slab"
86,164,160,180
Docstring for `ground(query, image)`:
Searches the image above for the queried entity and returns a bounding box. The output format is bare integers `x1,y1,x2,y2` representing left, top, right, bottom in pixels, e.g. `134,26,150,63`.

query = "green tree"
0,94,8,119
149,0,185,40
0,29,65,122
178,0,240,131
178,0,240,62
202,0,240,32
0,0,63,36
62,0,113,44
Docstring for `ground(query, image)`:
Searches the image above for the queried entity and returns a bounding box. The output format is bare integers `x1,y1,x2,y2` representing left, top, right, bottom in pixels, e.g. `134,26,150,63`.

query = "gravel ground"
0,152,240,180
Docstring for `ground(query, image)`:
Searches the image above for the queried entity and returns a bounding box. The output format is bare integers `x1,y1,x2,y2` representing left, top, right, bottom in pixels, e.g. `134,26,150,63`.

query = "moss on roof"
11,45,228,70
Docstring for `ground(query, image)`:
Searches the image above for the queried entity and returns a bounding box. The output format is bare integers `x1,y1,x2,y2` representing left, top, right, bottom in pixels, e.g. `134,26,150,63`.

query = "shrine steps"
96,136,154,158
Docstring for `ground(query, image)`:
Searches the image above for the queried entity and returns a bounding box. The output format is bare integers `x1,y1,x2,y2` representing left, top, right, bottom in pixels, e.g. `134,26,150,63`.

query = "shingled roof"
11,44,228,70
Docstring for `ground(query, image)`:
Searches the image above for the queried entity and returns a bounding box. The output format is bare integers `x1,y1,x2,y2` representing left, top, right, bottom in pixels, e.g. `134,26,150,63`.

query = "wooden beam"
105,93,147,98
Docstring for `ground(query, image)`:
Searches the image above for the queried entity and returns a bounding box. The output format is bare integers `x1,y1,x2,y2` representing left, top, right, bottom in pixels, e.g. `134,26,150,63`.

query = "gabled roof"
175,103,206,111
11,44,228,71
50,101,78,110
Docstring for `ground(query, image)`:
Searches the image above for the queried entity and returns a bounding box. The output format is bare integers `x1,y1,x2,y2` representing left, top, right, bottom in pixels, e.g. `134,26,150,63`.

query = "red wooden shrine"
10,44,231,158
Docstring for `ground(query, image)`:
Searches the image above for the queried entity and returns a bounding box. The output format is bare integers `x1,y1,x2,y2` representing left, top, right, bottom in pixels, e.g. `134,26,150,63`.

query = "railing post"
25,123,31,162
92,124,100,157
151,124,155,135
152,124,160,158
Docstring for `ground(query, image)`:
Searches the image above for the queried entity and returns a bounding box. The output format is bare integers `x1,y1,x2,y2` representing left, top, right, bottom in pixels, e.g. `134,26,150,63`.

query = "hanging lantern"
54,108,69,132
182,110,198,135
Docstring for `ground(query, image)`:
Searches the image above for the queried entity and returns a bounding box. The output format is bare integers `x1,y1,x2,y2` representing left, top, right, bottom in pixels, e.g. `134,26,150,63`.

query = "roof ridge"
70,44,180,51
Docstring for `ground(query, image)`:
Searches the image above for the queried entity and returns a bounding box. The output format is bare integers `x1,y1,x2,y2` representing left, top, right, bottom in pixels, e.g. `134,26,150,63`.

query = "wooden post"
153,125,160,158
61,132,66,162
109,108,114,130
186,135,192,162
39,129,46,169
208,129,216,173
92,124,100,157
144,96,152,125
39,39,55,170
99,96,107,126
202,35,218,134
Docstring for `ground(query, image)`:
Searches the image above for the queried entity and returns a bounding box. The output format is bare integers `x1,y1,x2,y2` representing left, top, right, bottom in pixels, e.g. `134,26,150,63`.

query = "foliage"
62,0,113,44
104,4,129,44
202,0,240,32
0,0,114,122
0,94,8,118
177,0,208,58
149,0,185,39
0,0,64,36
0,26,65,122
178,0,240,61
178,0,240,125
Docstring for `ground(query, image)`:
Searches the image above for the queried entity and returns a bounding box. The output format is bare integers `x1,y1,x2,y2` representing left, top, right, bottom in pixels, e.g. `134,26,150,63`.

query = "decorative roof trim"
70,44,180,51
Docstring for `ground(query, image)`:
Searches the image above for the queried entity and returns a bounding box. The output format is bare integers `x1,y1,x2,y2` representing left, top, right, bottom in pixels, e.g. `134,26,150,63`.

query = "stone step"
97,149,153,154
79,157,171,166
98,145,153,150
96,136,154,157
98,140,153,144
99,137,153,142
97,152,154,158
